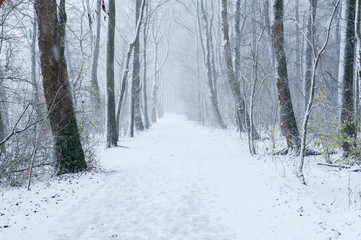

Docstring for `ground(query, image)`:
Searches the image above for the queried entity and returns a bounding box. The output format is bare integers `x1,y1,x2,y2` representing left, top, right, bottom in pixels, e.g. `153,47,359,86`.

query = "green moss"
56,115,87,174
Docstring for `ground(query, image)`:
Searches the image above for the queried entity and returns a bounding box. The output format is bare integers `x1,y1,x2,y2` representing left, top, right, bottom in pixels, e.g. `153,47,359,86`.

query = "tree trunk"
234,0,245,133
86,0,94,52
357,0,361,133
221,0,260,139
31,9,41,121
116,0,146,138
295,0,301,88
106,0,117,147
158,75,164,118
130,0,145,137
116,45,132,137
200,0,226,129
340,0,357,154
304,0,318,110
0,72,5,154
35,0,87,174
264,0,275,67
151,41,159,123
297,0,339,184
196,27,204,124
90,0,101,110
0,108,4,154
143,1,150,129
0,23,7,153
271,0,300,150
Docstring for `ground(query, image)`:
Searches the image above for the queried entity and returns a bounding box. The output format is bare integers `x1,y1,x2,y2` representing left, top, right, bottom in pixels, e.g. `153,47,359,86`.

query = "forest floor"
1,115,361,240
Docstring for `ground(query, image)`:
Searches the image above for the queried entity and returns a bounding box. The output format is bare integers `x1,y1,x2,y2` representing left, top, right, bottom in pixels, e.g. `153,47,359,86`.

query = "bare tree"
31,9,41,122
130,0,145,137
199,0,226,129
116,0,146,138
220,0,260,140
90,0,102,110
151,7,171,123
270,0,300,151
304,0,318,110
339,0,357,155
297,1,339,184
234,0,247,133
143,1,151,129
106,0,117,147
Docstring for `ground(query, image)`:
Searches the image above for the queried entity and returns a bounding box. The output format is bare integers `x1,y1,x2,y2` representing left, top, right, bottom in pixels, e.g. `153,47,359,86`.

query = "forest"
0,0,361,239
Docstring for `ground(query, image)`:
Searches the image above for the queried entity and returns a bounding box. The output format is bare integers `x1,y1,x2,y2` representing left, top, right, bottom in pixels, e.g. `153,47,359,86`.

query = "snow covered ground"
1,114,361,240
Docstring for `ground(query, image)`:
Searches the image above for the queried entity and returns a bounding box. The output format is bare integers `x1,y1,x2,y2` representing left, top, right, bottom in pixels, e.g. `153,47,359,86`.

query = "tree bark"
130,0,145,137
295,0,301,88
271,0,300,150
264,0,275,68
221,0,260,139
90,0,101,110
106,0,117,147
0,23,6,154
234,0,245,133
304,0,318,110
115,0,146,138
35,0,87,174
200,0,226,129
143,1,150,129
151,41,159,123
340,0,357,154
357,0,361,134
31,9,41,121
0,109,5,154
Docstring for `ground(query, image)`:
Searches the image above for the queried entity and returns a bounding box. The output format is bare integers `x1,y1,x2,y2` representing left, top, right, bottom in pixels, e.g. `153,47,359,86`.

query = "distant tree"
35,0,87,173
142,1,151,129
151,7,170,123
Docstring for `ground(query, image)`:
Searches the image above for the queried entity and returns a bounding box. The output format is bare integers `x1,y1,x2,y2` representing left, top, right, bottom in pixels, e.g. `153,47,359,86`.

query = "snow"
1,114,361,240
52,45,60,63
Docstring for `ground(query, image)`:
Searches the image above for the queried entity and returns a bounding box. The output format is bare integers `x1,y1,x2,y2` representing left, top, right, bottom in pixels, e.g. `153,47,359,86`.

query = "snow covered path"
1,115,361,240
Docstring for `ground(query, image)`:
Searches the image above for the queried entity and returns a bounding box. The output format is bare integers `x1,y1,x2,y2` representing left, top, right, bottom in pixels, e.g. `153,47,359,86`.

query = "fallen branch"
317,163,350,169
273,148,321,156
3,162,54,174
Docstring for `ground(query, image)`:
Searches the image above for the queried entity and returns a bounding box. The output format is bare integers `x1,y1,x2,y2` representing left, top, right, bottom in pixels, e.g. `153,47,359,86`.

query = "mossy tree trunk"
35,0,87,174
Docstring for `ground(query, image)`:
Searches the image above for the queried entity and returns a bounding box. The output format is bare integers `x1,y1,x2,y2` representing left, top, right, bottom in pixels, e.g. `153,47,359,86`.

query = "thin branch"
0,104,43,147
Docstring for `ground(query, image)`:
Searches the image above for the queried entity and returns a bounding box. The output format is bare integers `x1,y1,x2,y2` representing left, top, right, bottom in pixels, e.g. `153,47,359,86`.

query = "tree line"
0,0,359,186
